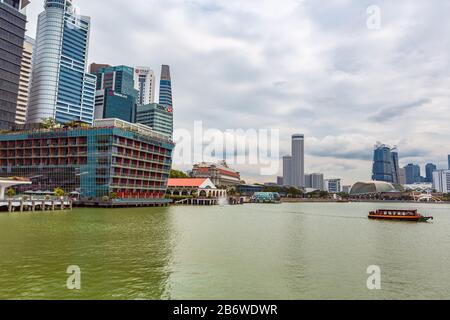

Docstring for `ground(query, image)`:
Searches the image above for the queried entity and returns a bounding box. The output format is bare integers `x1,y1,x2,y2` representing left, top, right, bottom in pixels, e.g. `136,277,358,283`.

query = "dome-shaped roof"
350,181,396,195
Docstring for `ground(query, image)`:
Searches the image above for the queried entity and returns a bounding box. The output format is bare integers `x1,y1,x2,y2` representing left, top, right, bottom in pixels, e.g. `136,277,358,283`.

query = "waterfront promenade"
0,199,72,212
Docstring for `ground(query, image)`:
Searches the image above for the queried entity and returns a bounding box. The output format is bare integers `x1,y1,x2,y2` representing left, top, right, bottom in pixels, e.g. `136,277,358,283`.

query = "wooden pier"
0,199,73,213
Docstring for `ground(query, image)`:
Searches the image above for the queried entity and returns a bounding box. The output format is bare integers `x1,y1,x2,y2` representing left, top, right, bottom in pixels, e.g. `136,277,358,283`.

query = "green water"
1,202,450,300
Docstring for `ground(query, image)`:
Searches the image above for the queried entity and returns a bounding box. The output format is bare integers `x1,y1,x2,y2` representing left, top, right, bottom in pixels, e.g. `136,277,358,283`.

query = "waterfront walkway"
0,199,72,212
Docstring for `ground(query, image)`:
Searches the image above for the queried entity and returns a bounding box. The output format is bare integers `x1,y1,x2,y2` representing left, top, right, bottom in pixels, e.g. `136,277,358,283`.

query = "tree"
54,187,65,197
6,188,15,198
287,187,301,198
109,192,118,199
263,186,281,193
170,169,188,178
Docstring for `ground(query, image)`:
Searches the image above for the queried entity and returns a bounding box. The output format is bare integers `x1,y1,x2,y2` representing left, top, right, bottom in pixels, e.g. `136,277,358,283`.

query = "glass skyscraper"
135,103,174,138
158,65,173,108
0,0,29,129
425,163,437,183
372,143,400,183
93,65,138,123
27,0,96,125
404,163,421,184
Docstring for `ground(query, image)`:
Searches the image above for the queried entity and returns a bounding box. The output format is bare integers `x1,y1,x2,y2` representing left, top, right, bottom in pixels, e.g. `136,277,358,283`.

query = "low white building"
432,170,450,193
167,178,226,198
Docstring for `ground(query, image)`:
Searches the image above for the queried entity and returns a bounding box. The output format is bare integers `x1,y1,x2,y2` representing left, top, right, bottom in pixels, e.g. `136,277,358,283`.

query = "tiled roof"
167,178,208,187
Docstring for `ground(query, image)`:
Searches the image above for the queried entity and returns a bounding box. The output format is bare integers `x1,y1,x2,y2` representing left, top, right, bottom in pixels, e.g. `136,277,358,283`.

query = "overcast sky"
25,0,450,184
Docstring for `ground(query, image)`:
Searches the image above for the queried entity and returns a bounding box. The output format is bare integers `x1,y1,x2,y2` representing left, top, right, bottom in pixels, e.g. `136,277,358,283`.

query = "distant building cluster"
371,143,450,193
278,134,342,193
0,0,173,139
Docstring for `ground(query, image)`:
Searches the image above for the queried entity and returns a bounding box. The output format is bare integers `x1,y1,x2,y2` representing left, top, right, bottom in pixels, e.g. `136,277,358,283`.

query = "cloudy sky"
25,0,450,184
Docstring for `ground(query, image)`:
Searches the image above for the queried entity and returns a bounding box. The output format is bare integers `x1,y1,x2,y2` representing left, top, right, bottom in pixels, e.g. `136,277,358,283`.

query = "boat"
368,209,433,222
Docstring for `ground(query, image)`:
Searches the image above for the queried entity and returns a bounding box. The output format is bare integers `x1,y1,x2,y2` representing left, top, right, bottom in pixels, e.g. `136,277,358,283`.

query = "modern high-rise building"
404,163,421,184
291,134,305,187
27,0,96,125
135,103,173,138
94,89,135,123
398,168,407,185
448,155,450,170
15,36,34,125
282,156,292,186
325,179,341,193
305,173,324,190
311,173,324,190
372,143,399,183
89,62,110,74
159,65,173,107
0,0,29,129
391,150,400,184
432,170,450,193
94,65,137,97
425,163,437,183
134,67,155,106
93,65,138,123
0,118,174,201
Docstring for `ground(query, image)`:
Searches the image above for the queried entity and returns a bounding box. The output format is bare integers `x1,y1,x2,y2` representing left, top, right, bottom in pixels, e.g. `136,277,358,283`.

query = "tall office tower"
291,134,305,187
390,149,400,184
398,168,407,185
432,170,450,193
93,65,138,122
135,103,173,138
27,0,96,125
15,36,34,125
304,174,312,188
448,155,450,170
311,173,324,190
372,143,394,182
282,156,292,186
0,0,29,129
159,65,173,107
404,163,421,184
134,67,155,106
425,163,437,183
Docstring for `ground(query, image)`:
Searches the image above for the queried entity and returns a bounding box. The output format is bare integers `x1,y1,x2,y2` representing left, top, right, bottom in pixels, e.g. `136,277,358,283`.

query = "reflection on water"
0,207,173,299
1,202,450,299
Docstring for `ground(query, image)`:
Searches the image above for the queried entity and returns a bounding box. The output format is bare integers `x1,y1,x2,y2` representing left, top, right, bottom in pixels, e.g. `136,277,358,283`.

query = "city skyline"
23,0,450,184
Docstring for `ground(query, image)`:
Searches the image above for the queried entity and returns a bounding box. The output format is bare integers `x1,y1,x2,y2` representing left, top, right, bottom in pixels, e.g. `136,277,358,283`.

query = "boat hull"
368,215,432,222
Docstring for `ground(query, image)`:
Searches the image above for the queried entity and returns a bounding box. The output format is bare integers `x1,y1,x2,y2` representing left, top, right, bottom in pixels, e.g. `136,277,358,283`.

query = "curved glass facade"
27,0,96,125
350,181,396,195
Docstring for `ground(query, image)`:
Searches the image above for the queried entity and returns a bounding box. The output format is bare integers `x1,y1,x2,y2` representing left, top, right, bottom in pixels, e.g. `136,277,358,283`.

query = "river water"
1,202,449,300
